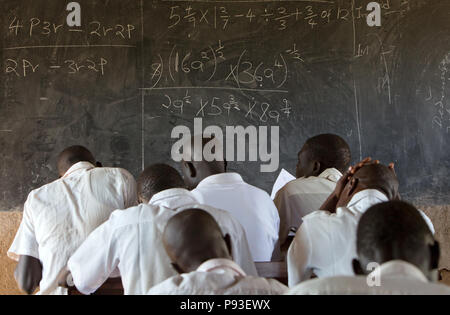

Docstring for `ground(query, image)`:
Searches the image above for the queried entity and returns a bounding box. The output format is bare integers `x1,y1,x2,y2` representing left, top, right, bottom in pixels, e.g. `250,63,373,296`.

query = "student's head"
336,163,399,208
353,201,439,280
137,163,186,203
296,134,351,178
57,145,97,177
162,209,232,274
180,135,226,190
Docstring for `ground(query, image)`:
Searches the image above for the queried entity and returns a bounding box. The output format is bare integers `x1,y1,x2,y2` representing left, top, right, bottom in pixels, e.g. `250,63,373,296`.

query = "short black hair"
357,201,433,265
57,145,96,175
354,163,399,200
303,134,351,173
137,164,186,201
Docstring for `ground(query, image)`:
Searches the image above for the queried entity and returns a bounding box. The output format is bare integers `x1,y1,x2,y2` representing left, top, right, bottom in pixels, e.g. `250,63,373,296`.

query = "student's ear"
352,259,365,276
95,161,103,167
224,234,232,257
429,240,440,271
171,263,184,275
311,161,321,176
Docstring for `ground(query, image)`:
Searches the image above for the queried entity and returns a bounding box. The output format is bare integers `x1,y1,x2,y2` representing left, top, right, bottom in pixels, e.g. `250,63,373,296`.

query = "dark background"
1,0,449,211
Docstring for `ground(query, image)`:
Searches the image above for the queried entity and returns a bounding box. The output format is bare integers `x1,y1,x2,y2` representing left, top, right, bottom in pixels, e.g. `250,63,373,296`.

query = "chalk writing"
147,42,296,92
153,90,292,125
8,16,135,40
4,57,108,77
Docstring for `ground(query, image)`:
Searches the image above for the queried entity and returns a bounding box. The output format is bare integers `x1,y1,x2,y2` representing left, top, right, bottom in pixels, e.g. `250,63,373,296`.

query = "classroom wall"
0,207,449,295
0,211,24,295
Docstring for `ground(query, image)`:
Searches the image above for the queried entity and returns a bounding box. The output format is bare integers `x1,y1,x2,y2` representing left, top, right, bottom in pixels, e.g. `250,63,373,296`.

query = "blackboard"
1,0,449,211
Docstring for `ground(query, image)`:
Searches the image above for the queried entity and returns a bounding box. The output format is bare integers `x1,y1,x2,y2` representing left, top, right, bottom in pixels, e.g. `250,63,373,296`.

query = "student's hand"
333,157,378,199
388,162,396,174
320,157,382,213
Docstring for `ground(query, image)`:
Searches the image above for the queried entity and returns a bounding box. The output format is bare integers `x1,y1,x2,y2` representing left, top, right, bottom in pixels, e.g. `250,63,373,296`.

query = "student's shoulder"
302,209,334,221
300,209,350,232
243,182,274,199
303,206,350,221
286,276,363,295
240,276,288,294
147,272,201,295
200,204,245,229
91,166,136,182
107,203,160,228
283,176,332,194
26,177,65,200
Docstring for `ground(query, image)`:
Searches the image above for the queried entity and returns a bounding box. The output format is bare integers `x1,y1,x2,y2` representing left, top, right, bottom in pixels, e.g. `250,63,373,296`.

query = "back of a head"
356,201,437,276
163,209,231,273
57,145,96,176
353,163,399,200
137,163,185,202
180,135,226,189
304,134,351,173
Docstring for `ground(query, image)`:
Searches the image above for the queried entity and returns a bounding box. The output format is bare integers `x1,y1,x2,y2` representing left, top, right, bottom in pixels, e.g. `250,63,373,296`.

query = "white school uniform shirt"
287,189,388,287
150,188,257,276
147,258,288,295
191,173,280,262
67,188,257,295
287,260,450,295
286,189,436,287
274,168,341,246
7,162,137,295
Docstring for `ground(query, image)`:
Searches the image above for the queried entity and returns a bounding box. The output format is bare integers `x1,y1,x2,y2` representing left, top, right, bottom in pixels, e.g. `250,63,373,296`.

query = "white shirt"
287,260,450,295
274,168,341,246
7,162,137,295
147,258,288,295
150,188,257,276
67,188,258,295
287,189,388,287
287,189,435,287
191,173,280,262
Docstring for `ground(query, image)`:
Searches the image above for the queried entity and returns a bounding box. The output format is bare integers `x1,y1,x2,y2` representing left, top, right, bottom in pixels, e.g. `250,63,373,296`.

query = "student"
287,201,450,295
65,164,257,295
8,145,137,295
274,134,351,250
145,163,256,275
180,136,280,262
148,209,288,295
287,159,398,286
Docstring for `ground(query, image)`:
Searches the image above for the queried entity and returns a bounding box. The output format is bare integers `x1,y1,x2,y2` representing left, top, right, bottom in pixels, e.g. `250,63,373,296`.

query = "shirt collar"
197,173,244,188
197,258,247,277
318,168,343,183
368,260,429,283
63,161,95,178
345,189,388,214
149,188,198,209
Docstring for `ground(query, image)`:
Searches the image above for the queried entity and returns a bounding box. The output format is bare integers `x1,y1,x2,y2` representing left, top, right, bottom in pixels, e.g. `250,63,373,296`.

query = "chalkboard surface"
1,0,449,211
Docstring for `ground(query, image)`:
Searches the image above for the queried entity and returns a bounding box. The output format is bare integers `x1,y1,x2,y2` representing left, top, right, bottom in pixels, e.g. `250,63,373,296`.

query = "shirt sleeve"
120,169,138,208
7,194,39,261
230,219,258,276
273,187,293,248
287,222,313,287
67,217,120,295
